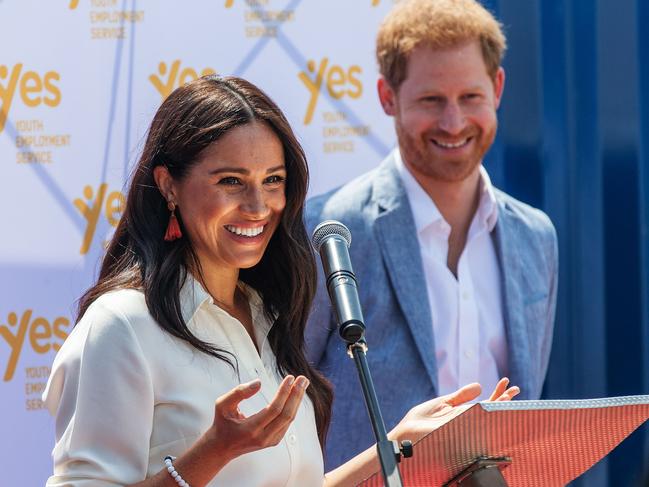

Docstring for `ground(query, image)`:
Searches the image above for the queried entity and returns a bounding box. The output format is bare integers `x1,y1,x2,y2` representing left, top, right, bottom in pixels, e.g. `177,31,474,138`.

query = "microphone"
311,220,365,343
312,221,410,484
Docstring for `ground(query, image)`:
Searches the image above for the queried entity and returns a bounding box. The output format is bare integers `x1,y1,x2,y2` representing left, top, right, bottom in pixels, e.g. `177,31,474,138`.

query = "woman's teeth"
225,225,264,237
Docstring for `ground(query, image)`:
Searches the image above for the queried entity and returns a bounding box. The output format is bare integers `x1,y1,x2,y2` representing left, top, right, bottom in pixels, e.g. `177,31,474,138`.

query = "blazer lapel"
492,197,533,397
371,155,438,390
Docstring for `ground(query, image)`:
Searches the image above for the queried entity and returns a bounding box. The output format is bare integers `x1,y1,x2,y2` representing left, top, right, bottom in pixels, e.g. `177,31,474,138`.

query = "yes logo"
69,0,118,9
0,310,69,382
225,0,234,6
298,58,362,125
74,183,126,255
149,60,216,100
0,64,61,134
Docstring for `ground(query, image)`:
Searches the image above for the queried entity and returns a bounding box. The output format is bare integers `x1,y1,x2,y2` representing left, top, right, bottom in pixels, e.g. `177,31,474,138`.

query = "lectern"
359,395,649,486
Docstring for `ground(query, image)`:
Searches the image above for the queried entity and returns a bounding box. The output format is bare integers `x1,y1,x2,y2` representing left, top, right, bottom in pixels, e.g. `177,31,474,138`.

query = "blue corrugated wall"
480,0,648,485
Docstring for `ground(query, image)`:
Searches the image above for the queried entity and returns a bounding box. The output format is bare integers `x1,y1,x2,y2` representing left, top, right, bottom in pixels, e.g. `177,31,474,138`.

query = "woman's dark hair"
77,75,333,445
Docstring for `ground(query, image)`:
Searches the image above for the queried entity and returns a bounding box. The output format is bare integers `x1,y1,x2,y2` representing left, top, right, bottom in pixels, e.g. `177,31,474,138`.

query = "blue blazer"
305,152,558,470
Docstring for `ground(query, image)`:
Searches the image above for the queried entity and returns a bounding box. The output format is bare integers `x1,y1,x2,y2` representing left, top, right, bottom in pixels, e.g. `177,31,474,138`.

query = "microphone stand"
312,222,411,486
340,325,412,487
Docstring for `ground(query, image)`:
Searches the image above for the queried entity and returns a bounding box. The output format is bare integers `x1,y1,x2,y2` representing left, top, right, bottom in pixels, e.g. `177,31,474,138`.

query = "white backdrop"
0,0,399,484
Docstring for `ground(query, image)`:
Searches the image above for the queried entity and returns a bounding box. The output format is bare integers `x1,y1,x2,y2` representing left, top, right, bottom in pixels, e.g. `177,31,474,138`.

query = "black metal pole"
348,341,404,487
311,223,406,486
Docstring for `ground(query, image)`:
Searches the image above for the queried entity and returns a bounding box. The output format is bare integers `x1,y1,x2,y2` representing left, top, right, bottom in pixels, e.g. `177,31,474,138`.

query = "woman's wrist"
195,428,237,472
164,456,191,487
158,430,234,487
387,422,406,443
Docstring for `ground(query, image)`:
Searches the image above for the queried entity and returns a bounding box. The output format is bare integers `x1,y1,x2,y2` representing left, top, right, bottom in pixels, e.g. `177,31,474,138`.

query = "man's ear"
153,165,176,202
377,76,397,116
493,67,505,109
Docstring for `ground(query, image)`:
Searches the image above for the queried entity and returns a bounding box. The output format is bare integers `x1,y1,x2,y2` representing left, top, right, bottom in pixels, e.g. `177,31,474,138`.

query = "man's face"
379,40,504,185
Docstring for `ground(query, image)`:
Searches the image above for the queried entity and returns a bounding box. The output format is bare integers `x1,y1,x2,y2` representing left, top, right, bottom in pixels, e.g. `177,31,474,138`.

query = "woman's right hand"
206,375,310,460
129,376,310,487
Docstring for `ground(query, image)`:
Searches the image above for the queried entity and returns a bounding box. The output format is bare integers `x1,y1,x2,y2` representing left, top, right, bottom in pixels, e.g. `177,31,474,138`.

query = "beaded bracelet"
164,456,191,487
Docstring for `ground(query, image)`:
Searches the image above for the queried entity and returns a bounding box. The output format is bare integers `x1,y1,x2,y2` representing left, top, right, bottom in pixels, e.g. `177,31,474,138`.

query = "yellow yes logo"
298,58,362,125
74,183,126,255
0,310,69,382
225,0,234,7
69,0,118,9
149,60,216,100
0,64,61,134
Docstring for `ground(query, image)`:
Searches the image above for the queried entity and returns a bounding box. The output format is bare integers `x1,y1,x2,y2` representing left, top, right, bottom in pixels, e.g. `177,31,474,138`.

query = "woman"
44,75,518,487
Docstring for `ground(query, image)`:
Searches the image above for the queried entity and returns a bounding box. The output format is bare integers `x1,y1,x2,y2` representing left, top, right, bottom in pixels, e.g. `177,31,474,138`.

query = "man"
305,0,558,470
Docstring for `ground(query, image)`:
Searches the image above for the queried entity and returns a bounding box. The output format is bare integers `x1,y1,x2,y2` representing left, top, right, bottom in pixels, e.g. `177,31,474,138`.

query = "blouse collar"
179,271,272,341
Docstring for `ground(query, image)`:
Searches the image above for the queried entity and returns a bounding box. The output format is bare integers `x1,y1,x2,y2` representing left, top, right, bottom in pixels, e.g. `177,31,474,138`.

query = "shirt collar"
395,148,499,233
477,165,499,232
395,149,444,233
179,271,213,325
178,271,271,336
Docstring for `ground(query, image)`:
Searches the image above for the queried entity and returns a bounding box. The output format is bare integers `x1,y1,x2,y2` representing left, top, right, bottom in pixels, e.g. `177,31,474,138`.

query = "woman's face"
162,121,287,272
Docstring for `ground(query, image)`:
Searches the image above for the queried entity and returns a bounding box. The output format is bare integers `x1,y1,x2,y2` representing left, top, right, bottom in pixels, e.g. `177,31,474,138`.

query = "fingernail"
286,375,295,386
297,377,309,389
248,379,261,389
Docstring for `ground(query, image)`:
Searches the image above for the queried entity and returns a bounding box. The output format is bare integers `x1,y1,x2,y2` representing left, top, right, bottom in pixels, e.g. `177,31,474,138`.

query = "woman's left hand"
389,378,520,444
488,377,520,402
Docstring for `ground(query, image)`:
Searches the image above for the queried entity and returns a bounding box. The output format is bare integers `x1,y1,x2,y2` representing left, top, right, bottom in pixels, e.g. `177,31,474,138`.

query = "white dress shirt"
43,276,324,486
395,151,508,400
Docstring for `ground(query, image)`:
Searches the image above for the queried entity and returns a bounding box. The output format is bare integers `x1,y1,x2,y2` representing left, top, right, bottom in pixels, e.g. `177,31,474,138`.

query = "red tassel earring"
164,201,182,241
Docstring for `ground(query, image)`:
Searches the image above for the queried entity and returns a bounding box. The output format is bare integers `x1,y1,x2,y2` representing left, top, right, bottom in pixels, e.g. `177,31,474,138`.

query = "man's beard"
395,122,496,183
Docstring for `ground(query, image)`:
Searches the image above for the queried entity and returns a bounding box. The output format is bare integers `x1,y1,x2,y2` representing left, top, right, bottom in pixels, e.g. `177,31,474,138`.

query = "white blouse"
43,277,324,486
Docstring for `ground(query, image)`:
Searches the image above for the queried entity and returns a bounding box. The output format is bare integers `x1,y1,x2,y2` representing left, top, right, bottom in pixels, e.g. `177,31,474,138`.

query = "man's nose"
438,102,466,135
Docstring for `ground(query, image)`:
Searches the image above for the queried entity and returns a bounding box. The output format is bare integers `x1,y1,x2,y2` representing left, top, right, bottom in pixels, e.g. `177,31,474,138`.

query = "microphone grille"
311,220,352,251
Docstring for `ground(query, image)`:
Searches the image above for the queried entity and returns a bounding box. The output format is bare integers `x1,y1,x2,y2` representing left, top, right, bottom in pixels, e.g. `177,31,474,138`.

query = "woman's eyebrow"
208,164,286,175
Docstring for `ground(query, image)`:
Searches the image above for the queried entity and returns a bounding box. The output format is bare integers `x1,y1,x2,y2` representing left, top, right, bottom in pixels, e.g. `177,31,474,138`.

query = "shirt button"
464,350,473,359
462,291,470,300
289,434,297,444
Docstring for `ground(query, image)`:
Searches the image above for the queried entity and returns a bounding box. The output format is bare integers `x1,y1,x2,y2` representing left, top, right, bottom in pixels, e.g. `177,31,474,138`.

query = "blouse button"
288,434,297,444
